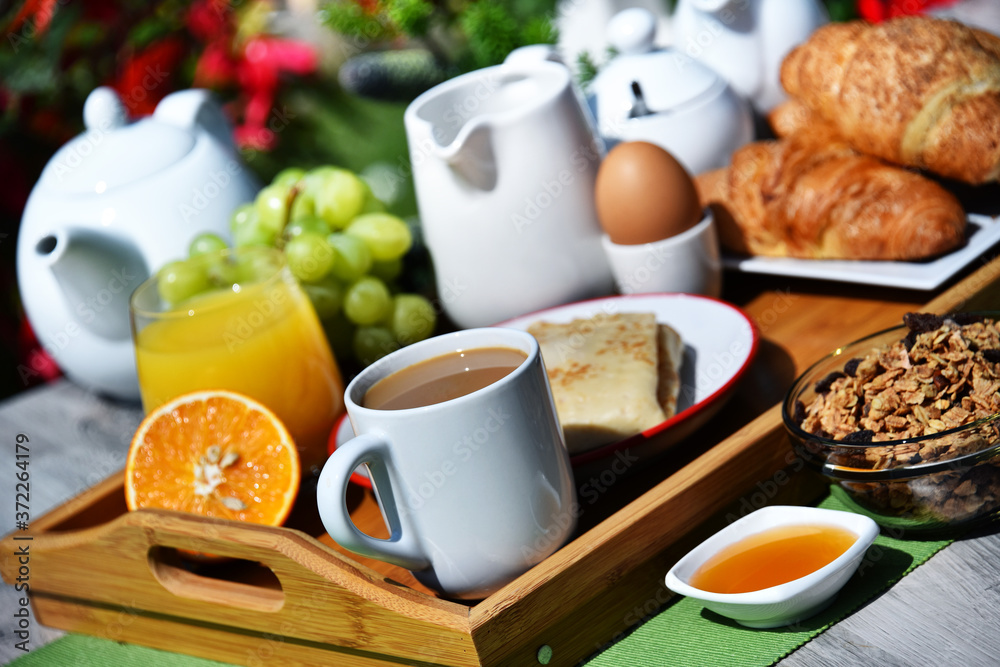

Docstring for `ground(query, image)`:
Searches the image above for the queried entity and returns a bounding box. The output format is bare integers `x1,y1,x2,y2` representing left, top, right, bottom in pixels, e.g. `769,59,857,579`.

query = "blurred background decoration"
0,0,980,400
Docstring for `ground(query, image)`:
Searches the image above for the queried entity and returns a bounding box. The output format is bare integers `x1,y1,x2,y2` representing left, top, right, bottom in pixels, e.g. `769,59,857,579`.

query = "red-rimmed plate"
329,293,758,480
497,293,758,471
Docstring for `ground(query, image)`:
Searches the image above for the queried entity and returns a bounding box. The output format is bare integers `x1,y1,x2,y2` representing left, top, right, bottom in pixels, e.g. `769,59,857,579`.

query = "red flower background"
0,0,318,396
857,0,959,21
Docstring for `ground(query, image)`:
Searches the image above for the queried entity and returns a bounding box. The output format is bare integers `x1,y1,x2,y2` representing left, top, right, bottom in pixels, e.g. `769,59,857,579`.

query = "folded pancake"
657,322,684,421
528,312,683,454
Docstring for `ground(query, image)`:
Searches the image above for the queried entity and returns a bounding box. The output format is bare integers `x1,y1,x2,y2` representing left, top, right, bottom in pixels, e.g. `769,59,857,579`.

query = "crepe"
528,312,684,454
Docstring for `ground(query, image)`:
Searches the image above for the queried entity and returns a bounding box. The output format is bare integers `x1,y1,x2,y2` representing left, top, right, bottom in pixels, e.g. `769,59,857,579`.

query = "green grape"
353,326,399,366
233,220,278,247
188,232,228,258
254,183,292,234
289,190,316,221
302,275,344,320
230,202,254,230
273,167,306,188
302,166,340,189
231,249,282,285
370,257,402,283
389,293,437,345
293,167,337,219
158,259,210,306
206,260,239,288
343,276,392,326
200,250,239,288
285,215,330,239
345,213,412,261
231,203,270,247
315,169,366,229
328,233,373,282
285,232,335,283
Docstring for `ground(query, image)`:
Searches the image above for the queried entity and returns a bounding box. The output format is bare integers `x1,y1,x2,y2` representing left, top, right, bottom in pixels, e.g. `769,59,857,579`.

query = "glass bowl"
782,321,1000,536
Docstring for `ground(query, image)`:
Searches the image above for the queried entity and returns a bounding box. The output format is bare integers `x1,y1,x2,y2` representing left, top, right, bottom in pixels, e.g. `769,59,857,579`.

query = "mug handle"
316,433,430,571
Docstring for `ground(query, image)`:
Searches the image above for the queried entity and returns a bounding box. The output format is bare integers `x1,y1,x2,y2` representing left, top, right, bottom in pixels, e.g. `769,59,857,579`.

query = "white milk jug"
404,61,614,328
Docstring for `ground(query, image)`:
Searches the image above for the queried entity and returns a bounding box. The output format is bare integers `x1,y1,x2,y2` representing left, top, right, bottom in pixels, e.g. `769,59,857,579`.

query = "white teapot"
588,8,754,175
671,0,829,113
16,87,259,400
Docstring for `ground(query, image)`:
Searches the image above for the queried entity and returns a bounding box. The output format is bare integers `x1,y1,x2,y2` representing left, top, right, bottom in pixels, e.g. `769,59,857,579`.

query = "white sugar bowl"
587,8,753,175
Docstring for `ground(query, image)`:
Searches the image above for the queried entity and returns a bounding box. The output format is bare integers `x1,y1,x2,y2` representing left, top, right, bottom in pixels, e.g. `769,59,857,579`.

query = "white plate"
722,213,1000,290
498,293,758,469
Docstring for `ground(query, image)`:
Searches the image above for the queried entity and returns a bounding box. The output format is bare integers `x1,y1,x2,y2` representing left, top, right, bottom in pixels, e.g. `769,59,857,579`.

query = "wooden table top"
3,258,1000,666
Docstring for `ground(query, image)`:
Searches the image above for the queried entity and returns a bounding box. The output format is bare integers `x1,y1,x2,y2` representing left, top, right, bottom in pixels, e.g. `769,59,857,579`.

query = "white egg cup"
665,505,879,628
601,209,722,298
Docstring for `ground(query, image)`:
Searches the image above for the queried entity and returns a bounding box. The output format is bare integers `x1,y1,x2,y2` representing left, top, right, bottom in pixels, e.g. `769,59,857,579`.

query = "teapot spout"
440,121,497,192
38,228,150,341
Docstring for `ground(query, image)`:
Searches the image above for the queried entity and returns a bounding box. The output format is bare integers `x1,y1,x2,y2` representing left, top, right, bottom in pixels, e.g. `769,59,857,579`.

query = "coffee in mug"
317,328,576,600
363,347,528,410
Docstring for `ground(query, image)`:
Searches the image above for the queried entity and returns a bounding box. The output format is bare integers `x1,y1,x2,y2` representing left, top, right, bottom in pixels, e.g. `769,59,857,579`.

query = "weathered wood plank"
781,529,1000,667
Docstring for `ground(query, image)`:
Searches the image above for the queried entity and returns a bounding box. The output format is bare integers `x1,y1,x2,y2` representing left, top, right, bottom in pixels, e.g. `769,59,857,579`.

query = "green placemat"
583,494,952,667
9,634,231,667
12,495,952,667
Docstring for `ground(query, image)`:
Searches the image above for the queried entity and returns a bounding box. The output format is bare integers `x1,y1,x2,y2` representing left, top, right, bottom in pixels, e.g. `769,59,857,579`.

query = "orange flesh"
125,391,299,526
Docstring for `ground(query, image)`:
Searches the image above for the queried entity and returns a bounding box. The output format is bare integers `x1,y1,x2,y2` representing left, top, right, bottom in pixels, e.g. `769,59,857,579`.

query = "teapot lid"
37,87,195,195
590,8,725,131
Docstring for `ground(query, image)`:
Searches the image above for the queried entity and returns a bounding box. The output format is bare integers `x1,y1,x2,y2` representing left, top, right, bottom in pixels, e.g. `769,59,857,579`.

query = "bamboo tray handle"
127,508,468,620
141,513,297,613
2,506,477,663
8,506,472,644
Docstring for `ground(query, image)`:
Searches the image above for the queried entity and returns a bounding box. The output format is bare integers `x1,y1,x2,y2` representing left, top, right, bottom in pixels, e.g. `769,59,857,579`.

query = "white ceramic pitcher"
404,61,614,329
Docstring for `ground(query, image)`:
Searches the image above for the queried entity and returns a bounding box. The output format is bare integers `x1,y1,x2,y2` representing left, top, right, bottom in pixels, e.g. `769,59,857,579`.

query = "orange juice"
133,264,344,473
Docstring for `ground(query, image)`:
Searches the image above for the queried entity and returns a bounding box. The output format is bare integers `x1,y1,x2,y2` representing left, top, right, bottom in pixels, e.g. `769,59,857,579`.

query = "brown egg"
595,141,702,245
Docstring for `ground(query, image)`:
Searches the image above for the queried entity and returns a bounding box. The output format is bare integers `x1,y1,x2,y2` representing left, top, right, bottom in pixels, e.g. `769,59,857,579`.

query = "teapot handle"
154,89,236,151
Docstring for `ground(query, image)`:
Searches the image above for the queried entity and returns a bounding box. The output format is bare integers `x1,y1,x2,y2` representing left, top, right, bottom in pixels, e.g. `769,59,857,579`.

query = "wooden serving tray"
5,256,1000,667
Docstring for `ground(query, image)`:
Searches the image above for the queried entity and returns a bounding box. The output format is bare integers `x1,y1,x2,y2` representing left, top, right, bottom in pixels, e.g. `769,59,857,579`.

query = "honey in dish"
364,346,527,410
689,524,858,594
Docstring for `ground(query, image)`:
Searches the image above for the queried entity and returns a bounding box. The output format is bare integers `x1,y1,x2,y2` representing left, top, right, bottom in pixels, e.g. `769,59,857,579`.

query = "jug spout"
440,121,497,191
38,228,150,341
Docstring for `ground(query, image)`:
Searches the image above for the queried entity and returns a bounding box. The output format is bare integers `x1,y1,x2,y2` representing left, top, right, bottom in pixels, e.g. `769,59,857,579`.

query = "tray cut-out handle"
148,546,284,612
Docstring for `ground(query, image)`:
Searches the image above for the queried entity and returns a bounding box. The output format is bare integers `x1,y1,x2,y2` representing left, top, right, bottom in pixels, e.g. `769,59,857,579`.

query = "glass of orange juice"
129,246,344,474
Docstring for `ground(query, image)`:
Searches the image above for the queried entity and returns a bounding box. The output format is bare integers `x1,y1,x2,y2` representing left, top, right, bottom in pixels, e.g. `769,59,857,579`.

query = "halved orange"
125,390,300,527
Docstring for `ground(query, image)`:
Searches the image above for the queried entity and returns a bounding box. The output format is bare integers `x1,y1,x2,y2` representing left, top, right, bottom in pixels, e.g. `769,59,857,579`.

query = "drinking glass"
130,246,344,473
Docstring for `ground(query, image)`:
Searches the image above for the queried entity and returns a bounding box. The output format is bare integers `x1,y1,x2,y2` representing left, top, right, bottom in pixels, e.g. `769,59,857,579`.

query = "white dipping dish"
665,505,879,628
601,209,721,298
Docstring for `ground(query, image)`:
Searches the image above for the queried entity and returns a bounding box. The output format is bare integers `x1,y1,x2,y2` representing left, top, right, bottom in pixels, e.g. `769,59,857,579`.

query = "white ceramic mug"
317,328,576,600
601,209,722,297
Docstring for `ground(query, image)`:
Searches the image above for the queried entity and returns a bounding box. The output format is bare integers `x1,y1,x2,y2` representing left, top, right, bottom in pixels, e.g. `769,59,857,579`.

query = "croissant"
695,134,967,260
779,16,1000,184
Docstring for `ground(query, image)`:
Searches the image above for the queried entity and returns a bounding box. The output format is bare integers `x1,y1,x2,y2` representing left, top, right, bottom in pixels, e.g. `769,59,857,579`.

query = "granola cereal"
796,313,1000,526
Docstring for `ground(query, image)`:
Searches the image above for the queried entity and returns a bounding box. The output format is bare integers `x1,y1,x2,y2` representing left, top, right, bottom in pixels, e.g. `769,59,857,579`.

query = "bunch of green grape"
172,165,437,367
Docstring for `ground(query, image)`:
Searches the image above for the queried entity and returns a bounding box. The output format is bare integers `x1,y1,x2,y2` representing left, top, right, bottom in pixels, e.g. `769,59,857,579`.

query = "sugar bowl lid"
590,8,726,135
37,87,195,196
